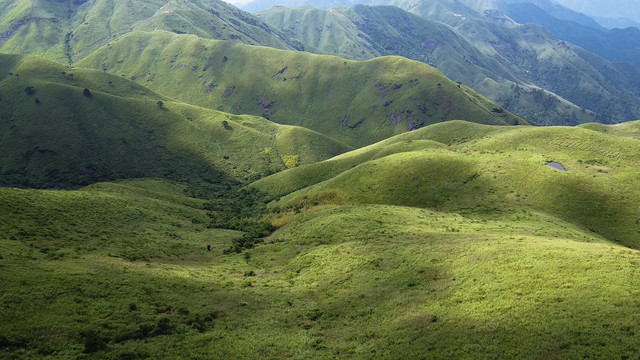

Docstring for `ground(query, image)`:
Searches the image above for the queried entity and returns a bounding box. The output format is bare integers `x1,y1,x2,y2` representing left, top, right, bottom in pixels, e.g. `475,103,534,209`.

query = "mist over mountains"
553,0,640,27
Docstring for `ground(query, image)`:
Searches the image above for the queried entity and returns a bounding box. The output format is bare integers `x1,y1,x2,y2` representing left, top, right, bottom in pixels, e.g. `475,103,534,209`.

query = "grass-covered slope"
257,2,640,126
0,0,296,64
255,5,380,61
253,120,640,250
0,54,351,188
391,0,640,125
78,30,524,147
2,179,640,359
256,4,600,127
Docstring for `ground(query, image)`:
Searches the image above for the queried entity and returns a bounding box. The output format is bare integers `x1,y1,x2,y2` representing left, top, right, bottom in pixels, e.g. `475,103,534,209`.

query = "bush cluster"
203,188,276,253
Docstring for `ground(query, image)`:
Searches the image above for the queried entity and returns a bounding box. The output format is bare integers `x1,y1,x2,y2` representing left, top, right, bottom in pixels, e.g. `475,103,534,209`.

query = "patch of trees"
78,307,221,355
203,188,276,254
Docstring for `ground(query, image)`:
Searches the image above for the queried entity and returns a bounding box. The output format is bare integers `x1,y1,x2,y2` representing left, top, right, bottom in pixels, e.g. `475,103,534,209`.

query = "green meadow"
2,120,640,359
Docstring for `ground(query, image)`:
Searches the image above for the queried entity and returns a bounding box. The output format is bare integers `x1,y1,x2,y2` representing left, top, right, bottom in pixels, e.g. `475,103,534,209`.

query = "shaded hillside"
253,120,640,250
78,31,523,148
0,54,351,188
504,3,640,67
0,0,297,63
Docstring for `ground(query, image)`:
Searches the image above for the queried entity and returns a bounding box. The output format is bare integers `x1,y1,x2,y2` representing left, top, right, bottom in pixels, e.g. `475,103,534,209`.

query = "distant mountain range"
253,1,640,125
2,0,640,127
553,0,640,27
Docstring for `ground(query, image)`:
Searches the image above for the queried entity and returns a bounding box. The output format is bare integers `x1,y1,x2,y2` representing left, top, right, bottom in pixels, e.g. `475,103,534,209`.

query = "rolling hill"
257,2,640,126
253,120,640,250
3,0,639,127
77,30,524,148
0,53,351,188
2,1,640,359
2,122,640,358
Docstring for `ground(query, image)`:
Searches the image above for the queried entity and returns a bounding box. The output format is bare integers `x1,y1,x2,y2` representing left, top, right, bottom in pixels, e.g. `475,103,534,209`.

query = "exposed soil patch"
256,95,275,114
592,165,612,173
375,80,387,98
222,86,236,98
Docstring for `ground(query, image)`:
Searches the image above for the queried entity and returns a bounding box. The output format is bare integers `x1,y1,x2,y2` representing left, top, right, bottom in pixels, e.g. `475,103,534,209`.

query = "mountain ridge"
0,53,352,188
77,30,524,148
257,2,640,125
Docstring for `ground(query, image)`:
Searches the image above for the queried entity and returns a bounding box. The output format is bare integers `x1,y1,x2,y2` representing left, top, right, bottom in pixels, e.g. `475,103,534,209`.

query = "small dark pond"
547,162,566,171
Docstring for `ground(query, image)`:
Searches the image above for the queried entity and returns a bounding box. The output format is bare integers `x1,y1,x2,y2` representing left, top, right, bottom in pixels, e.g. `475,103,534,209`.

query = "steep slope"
256,2,640,125
254,5,380,60
78,30,524,148
0,0,296,64
503,2,640,67
0,54,351,188
253,120,640,250
257,5,602,126
389,0,640,124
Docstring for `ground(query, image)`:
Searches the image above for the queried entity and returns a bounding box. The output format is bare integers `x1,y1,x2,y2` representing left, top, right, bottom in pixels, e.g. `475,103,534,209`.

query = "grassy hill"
256,2,640,126
2,2,640,358
253,120,640,250
0,0,296,64
2,178,640,358
391,0,640,125
0,54,351,188
78,30,524,148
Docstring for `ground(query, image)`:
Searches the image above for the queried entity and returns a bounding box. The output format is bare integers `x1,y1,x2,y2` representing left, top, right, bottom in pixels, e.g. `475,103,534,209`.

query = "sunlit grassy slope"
78,30,525,147
1,177,640,359
0,54,351,188
253,120,640,250
255,4,605,127
0,0,295,64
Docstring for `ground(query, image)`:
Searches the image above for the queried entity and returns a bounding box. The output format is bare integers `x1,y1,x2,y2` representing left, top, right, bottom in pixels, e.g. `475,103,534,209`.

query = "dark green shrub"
82,330,106,353
154,317,174,335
